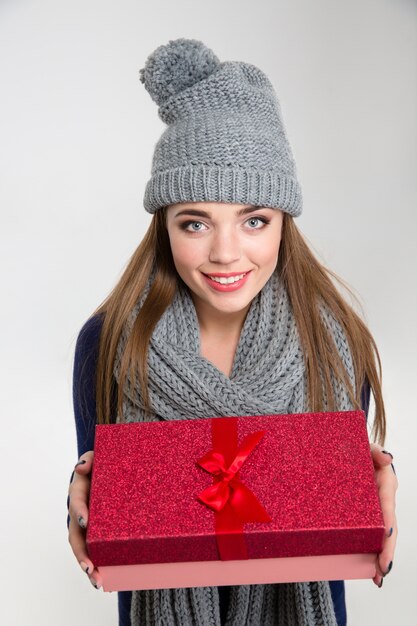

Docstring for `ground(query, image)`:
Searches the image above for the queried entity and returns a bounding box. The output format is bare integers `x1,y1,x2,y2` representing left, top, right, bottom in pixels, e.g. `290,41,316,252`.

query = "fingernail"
383,561,393,577
80,561,89,574
391,463,396,476
78,515,87,529
75,460,86,467
381,450,394,460
377,578,383,588
69,470,75,483
90,577,101,589
386,527,393,538
67,494,70,511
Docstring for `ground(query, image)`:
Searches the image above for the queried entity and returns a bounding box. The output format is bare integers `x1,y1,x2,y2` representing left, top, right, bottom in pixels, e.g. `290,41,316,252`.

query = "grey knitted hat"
139,38,303,217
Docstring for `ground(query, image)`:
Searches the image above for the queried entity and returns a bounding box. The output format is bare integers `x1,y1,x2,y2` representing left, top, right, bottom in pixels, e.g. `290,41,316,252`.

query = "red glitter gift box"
86,411,385,592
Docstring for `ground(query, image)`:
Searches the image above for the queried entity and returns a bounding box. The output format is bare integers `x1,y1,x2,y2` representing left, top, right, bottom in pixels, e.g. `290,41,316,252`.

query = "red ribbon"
196,417,272,560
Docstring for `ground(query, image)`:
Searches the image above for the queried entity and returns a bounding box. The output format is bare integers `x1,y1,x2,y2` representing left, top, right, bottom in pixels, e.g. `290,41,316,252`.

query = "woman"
67,38,398,626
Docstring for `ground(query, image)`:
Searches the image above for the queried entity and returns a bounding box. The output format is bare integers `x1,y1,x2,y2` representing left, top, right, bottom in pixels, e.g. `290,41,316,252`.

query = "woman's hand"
67,451,103,590
370,443,398,587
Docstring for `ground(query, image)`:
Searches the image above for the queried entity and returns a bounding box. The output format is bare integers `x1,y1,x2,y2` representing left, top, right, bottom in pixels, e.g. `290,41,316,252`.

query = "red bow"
196,419,272,560
197,430,272,522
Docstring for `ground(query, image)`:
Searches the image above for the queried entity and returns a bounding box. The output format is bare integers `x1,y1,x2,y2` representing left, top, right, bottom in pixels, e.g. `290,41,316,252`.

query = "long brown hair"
83,207,386,445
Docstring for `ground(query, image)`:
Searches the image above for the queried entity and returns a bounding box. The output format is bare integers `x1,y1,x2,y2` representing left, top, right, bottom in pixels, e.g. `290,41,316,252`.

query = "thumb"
74,451,94,475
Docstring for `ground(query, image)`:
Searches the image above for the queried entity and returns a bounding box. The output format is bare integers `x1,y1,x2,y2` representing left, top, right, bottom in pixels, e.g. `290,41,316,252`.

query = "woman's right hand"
67,451,103,589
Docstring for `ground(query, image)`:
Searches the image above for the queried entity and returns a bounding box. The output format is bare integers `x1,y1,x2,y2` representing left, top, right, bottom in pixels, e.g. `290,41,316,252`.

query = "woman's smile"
201,270,252,291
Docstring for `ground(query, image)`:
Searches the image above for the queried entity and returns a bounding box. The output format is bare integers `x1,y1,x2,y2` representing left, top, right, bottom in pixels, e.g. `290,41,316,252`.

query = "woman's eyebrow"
174,206,268,219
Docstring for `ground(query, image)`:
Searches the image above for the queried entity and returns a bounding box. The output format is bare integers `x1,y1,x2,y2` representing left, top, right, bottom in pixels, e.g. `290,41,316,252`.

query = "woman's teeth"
207,273,246,284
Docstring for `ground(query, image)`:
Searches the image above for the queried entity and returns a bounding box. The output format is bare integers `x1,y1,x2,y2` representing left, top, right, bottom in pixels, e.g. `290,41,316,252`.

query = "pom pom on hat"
139,38,220,106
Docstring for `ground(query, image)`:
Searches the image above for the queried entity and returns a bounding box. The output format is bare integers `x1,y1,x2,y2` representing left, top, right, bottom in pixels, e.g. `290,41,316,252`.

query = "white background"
1,0,415,624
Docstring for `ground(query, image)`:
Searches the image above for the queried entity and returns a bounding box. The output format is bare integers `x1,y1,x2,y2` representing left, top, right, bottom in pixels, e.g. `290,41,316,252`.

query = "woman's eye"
181,221,206,232
246,217,268,229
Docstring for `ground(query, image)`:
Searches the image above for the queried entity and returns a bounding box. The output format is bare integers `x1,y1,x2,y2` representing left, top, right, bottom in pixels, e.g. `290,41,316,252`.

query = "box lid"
86,411,385,566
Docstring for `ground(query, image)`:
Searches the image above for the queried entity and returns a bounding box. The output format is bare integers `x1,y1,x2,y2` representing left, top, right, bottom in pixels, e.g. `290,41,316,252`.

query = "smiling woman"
165,202,284,330
68,37,398,626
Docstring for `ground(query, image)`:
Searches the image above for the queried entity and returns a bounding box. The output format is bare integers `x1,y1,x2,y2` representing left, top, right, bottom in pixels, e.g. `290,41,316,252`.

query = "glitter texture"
86,411,385,567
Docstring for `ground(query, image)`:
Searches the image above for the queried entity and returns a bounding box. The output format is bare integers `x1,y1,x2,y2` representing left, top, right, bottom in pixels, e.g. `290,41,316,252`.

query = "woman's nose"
208,229,241,265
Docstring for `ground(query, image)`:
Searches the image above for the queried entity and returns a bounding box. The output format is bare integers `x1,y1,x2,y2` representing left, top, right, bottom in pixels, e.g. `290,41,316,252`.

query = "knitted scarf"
113,268,356,626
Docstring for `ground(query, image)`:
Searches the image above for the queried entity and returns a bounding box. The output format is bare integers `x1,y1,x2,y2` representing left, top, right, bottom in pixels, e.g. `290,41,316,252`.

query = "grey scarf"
113,269,356,626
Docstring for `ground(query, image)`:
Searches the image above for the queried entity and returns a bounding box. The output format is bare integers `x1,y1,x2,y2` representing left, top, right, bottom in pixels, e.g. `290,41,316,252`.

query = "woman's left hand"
370,443,398,587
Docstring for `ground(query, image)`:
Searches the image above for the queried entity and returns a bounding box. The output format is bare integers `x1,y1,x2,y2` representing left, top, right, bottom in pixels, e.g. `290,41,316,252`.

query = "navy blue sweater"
70,312,371,626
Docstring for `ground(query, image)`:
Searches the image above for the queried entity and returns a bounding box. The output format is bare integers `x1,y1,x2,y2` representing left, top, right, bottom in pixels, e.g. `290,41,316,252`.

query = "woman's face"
165,201,284,322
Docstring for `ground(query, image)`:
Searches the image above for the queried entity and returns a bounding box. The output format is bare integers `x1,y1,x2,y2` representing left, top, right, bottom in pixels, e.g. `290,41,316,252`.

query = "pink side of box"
98,552,377,592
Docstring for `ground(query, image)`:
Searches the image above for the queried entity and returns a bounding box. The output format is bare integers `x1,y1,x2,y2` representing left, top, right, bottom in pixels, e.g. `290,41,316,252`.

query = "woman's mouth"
201,271,252,292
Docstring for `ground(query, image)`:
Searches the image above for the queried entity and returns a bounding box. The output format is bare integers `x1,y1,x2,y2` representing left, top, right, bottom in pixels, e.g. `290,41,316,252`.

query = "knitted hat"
139,38,303,217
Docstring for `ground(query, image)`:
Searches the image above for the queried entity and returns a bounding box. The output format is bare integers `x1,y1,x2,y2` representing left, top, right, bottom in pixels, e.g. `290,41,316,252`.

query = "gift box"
86,411,385,592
